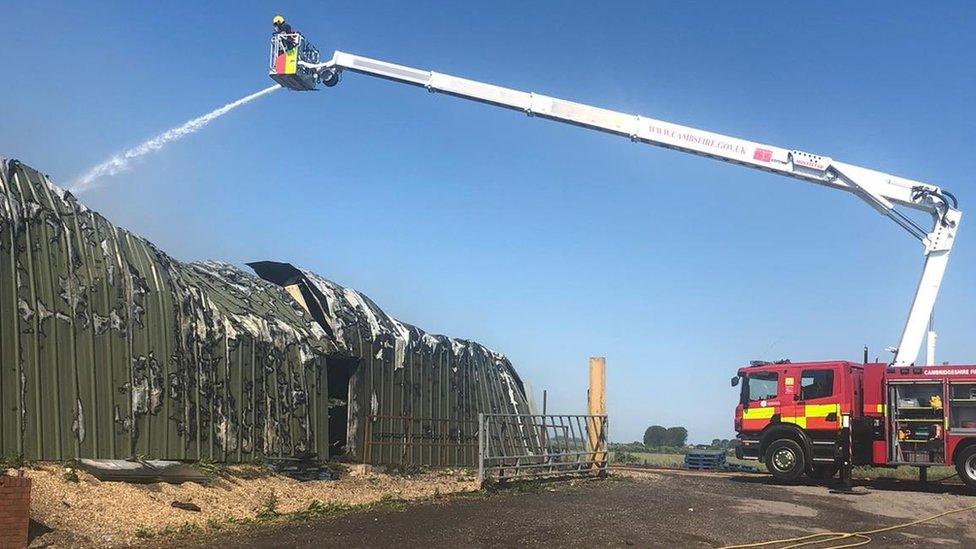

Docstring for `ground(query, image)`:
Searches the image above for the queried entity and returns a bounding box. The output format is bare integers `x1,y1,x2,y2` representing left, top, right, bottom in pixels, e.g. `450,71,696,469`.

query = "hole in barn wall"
326,356,359,457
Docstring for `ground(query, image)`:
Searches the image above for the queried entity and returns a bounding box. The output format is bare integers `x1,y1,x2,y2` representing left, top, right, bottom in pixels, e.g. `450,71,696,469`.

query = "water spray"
71,84,282,193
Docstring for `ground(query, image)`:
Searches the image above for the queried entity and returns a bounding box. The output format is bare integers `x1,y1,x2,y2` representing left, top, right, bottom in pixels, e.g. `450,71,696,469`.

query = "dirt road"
170,471,976,548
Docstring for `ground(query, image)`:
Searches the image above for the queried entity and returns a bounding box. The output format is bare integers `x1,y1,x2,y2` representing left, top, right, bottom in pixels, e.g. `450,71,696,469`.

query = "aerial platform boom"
280,43,961,367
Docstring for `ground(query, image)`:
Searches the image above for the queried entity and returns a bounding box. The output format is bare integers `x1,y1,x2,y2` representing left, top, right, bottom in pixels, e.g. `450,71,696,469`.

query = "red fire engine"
734,361,976,489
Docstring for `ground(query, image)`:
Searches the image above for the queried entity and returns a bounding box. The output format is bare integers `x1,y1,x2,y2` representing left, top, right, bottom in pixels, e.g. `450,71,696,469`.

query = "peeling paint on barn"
0,158,532,466
0,158,333,462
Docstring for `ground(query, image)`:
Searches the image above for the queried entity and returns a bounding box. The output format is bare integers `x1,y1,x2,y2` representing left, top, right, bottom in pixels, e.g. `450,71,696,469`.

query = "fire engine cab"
734,361,976,488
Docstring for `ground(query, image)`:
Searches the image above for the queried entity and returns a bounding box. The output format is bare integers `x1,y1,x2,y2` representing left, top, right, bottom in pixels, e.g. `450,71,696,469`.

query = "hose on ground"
931,471,958,483
719,501,976,549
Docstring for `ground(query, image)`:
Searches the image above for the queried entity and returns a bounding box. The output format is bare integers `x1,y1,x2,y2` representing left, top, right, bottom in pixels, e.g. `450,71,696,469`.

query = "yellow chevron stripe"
285,49,298,74
781,416,807,428
742,407,775,420
805,403,840,417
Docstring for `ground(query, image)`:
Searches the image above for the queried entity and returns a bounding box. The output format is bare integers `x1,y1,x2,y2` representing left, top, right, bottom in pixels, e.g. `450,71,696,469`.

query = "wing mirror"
731,376,740,387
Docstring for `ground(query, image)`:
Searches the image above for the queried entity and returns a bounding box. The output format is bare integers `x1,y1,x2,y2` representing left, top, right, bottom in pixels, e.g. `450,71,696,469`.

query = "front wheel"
954,445,976,489
764,439,806,482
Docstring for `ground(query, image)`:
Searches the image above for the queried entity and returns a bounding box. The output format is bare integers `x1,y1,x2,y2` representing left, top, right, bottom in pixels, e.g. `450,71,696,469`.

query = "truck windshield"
742,372,778,403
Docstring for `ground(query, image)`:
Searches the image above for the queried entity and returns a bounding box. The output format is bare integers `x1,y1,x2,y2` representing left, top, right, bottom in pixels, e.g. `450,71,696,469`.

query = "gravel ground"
166,470,976,548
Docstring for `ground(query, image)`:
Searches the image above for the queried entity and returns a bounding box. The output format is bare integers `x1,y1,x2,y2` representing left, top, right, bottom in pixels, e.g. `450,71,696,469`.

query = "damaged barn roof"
0,157,531,465
251,261,523,376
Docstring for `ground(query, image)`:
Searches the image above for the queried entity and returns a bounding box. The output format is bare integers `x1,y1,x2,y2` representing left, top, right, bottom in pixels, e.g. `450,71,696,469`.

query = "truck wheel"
954,445,976,489
764,439,806,482
807,464,838,480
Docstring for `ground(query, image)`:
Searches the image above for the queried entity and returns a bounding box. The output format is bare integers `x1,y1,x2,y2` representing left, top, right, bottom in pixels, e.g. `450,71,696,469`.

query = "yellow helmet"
273,15,285,25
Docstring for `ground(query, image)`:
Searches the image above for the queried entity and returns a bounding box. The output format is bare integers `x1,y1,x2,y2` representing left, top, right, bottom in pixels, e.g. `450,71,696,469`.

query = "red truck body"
733,360,976,487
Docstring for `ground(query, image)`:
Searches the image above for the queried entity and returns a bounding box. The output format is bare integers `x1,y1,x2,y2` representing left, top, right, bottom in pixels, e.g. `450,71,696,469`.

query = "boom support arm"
307,51,961,366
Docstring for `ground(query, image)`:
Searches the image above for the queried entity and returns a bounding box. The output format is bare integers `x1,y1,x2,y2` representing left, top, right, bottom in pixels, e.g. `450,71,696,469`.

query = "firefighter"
273,15,296,52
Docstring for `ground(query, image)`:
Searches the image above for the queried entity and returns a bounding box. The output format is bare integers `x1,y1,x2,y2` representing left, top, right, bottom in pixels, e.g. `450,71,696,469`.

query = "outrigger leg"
830,422,865,495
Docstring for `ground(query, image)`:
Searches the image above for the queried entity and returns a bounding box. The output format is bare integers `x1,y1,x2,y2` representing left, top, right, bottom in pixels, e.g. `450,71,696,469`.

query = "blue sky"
2,1,974,443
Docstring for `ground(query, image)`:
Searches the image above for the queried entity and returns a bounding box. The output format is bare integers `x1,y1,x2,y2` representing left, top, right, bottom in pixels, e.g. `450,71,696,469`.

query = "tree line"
643,425,688,447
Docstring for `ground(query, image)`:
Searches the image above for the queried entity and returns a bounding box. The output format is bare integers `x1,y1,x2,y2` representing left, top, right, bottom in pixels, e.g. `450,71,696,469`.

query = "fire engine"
734,361,976,489
267,21,966,487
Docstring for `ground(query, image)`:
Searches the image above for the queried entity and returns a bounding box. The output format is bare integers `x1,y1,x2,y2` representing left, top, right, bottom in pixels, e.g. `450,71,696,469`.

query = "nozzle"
318,67,341,87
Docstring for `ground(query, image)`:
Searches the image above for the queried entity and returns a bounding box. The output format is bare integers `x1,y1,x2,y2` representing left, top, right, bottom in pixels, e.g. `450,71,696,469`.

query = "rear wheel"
954,445,976,489
764,439,806,482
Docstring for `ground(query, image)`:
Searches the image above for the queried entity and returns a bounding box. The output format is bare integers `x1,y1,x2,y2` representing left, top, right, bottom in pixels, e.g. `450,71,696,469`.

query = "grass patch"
853,465,956,480
610,451,712,468
62,469,80,483
255,492,280,521
452,487,490,499
226,464,273,480
375,493,409,511
324,461,350,475
0,454,31,470
385,463,429,477
288,494,411,522
196,458,229,479
288,499,354,521
610,443,690,455
481,475,592,494
614,452,958,481
177,521,202,536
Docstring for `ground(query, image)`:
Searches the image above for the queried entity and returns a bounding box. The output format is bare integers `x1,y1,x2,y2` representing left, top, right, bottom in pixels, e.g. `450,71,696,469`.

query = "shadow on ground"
28,518,55,546
728,472,972,496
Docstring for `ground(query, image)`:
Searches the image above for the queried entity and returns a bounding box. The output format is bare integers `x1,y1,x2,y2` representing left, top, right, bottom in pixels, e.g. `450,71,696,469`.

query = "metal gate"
478,413,608,483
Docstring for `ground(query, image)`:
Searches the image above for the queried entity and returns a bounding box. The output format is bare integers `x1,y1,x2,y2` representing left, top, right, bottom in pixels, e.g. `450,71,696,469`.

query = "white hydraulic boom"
293,49,961,367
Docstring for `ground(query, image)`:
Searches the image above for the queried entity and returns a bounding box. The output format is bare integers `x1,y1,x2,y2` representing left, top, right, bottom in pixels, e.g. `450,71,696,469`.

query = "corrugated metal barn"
0,157,531,465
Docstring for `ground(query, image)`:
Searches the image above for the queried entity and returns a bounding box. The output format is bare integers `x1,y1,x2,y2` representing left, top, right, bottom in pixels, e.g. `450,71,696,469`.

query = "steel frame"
478,413,609,483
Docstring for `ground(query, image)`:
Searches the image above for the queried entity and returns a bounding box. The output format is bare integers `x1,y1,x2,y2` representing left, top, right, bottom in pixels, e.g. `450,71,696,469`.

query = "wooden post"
587,357,606,468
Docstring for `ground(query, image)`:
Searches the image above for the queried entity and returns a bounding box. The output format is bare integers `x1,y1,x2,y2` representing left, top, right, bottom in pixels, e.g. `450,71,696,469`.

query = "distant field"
612,451,958,480
617,452,685,468
610,452,765,470
611,451,761,470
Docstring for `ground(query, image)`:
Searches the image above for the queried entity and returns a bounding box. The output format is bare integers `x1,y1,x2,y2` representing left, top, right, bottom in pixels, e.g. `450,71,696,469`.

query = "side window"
800,369,834,400
747,372,778,401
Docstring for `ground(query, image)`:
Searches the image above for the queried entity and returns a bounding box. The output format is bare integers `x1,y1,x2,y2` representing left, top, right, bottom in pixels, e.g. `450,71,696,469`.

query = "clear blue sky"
2,1,974,443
